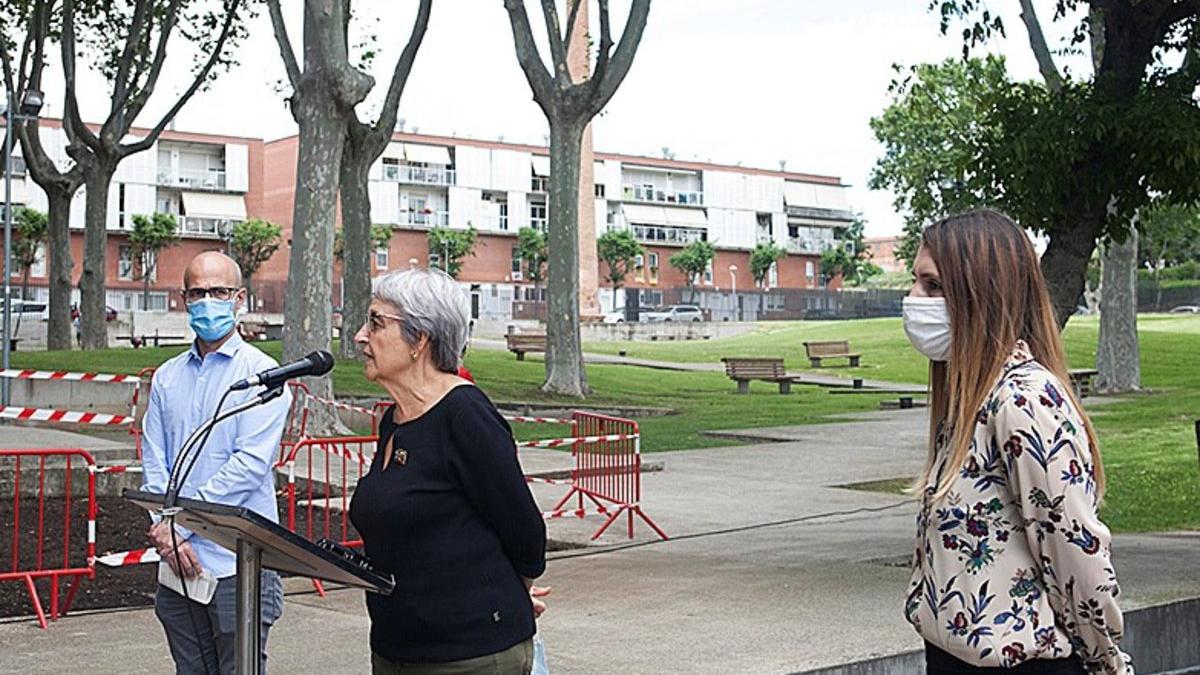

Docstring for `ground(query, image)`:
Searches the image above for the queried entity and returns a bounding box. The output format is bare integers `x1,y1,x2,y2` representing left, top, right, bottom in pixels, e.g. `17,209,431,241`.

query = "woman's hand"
530,585,551,619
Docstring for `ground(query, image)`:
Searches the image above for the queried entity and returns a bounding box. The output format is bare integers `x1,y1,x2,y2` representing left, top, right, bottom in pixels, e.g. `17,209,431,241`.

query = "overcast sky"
28,1,1085,237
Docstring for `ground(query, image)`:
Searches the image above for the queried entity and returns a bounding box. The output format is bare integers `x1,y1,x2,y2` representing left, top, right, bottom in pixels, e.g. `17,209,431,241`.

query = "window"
594,183,606,198
703,259,713,285
30,244,46,278
375,247,389,270
118,246,134,280
511,246,523,281
639,289,663,307
768,261,778,289
499,202,509,231
805,260,816,287
630,224,705,245
648,252,659,284
634,254,645,283
530,201,547,231
118,184,127,228
383,158,400,181
531,175,549,193
409,195,428,225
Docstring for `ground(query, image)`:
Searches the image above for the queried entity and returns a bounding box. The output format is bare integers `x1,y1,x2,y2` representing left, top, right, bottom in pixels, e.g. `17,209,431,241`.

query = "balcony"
632,224,706,245
383,164,456,187
158,168,227,191
401,209,449,227
621,185,704,207
178,215,240,237
787,237,836,255
785,204,855,222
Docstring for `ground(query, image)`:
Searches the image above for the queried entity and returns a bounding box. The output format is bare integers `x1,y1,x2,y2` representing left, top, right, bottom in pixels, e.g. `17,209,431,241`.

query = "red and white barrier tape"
543,504,627,520
525,476,570,486
0,368,140,383
504,415,572,425
516,433,639,449
297,392,375,418
95,548,160,567
88,465,143,474
0,406,134,426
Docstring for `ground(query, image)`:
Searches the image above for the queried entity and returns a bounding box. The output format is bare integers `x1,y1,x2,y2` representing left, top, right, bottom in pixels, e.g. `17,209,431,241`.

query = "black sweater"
348,385,547,663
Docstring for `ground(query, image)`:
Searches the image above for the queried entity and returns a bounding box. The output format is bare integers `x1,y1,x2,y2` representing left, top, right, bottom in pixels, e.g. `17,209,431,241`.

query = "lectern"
125,490,393,675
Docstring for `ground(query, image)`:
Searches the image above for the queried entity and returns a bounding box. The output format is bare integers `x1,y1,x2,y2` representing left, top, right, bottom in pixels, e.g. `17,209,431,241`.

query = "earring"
410,350,418,361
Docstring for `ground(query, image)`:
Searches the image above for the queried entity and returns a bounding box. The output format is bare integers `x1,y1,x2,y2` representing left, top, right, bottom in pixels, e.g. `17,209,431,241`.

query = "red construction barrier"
546,412,668,541
276,435,376,596
0,448,97,629
129,367,157,460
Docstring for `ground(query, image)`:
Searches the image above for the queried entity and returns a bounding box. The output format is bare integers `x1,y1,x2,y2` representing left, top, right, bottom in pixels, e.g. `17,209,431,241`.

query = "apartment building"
5,119,854,322
256,132,855,320
4,119,261,312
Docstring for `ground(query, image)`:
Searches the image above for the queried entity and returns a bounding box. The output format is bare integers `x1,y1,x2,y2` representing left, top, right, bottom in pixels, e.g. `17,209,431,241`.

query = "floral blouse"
905,341,1131,673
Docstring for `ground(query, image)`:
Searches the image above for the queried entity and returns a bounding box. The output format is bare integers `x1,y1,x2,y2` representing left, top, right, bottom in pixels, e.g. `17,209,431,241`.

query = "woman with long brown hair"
901,210,1131,674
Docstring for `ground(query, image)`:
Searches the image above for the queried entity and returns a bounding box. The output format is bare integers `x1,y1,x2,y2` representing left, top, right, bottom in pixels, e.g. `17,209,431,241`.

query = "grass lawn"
10,314,1199,532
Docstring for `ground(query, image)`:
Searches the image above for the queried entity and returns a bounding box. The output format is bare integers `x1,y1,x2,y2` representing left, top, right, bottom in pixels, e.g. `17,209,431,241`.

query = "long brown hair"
919,209,1105,499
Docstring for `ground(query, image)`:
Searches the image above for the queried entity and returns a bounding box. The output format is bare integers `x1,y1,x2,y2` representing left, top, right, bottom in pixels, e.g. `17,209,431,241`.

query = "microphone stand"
163,385,285,512
157,383,285,675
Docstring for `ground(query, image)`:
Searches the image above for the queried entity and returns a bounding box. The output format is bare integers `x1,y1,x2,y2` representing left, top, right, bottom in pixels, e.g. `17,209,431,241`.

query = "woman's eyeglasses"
182,286,239,302
365,310,404,333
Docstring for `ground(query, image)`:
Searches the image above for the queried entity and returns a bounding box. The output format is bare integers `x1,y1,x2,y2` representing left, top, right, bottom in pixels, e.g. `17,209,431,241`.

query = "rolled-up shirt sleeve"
447,393,547,579
994,385,1131,674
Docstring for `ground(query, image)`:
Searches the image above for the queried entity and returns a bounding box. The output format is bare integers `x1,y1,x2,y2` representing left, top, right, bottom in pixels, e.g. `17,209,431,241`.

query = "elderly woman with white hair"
348,268,546,675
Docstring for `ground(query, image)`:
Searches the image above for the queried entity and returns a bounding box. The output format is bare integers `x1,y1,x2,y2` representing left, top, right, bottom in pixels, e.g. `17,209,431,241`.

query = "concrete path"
3,406,1196,674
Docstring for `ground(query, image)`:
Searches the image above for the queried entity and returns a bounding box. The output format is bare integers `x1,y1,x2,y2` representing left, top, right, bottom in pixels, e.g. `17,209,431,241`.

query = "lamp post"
728,264,738,322
3,88,44,407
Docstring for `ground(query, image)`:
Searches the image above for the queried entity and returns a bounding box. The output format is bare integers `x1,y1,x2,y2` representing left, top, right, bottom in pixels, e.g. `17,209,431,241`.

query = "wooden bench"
803,340,861,368
1068,368,1099,398
506,332,547,360
721,357,798,394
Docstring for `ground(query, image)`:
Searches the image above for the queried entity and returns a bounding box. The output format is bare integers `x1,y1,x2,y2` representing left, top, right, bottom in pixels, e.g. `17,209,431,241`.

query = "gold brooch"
393,449,408,466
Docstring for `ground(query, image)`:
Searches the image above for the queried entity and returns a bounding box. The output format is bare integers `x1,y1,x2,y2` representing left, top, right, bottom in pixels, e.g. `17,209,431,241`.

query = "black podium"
125,489,393,675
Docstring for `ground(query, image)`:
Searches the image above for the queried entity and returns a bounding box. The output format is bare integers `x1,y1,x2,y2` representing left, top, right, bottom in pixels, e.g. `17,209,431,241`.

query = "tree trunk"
1040,212,1100,329
283,78,347,429
337,136,373,361
79,164,117,349
543,118,588,397
245,274,255,312
1095,225,1140,393
45,191,74,351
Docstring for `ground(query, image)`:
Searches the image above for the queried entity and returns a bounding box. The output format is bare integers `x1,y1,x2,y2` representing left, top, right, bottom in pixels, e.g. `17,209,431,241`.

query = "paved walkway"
3,405,1196,674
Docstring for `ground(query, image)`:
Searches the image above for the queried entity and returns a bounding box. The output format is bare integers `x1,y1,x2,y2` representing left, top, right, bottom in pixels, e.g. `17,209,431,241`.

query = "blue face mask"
188,298,237,342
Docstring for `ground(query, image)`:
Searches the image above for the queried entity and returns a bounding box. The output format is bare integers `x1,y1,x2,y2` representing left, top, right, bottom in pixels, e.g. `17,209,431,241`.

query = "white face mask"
903,296,952,362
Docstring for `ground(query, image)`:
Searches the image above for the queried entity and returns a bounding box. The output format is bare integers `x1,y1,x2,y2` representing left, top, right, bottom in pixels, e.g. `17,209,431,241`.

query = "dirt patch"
836,476,915,495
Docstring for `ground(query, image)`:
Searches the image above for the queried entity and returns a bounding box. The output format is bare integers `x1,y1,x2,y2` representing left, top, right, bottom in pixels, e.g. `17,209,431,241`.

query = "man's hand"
530,585,551,619
148,522,203,579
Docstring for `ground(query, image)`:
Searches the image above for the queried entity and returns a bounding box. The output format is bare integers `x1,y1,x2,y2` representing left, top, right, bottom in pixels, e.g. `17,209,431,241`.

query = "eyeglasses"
364,310,404,334
182,286,239,302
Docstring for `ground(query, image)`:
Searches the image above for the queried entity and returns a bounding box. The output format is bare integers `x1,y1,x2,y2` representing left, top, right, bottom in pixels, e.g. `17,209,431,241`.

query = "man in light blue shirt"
141,251,292,675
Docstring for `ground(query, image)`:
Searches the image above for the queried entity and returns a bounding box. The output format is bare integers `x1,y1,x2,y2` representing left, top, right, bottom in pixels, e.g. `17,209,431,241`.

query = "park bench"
803,340,861,368
1068,368,1099,398
721,357,799,394
506,331,547,360
116,330,188,348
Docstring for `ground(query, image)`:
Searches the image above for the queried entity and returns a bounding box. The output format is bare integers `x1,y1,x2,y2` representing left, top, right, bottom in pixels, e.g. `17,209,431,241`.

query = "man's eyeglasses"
182,286,239,303
365,310,404,333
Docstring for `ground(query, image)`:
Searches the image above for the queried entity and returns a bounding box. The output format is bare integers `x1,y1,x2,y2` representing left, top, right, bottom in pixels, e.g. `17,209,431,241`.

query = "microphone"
230,350,334,391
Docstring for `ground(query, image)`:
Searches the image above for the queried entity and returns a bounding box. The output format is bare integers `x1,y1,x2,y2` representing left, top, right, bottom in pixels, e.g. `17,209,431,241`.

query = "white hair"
371,268,470,373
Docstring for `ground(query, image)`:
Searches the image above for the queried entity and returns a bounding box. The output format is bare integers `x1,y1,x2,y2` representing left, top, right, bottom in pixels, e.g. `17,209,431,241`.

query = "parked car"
640,304,704,323
69,304,119,322
602,311,625,324
1169,304,1200,314
2,299,48,317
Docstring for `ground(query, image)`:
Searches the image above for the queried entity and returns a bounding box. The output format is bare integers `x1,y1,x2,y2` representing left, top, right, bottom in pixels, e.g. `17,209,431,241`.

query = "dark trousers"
925,642,1085,674
154,571,284,675
371,639,534,675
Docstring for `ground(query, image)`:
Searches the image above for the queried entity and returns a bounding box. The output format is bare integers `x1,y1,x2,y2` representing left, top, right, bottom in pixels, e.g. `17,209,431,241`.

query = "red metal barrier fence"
540,411,668,541
0,448,97,629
